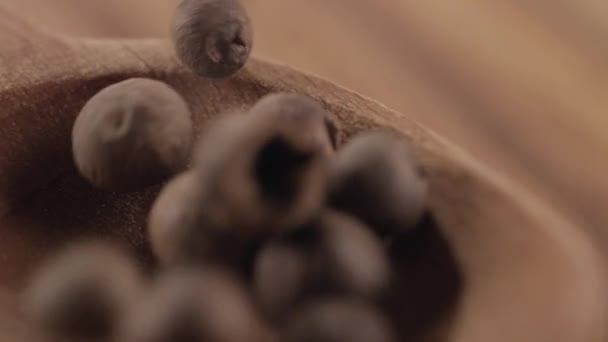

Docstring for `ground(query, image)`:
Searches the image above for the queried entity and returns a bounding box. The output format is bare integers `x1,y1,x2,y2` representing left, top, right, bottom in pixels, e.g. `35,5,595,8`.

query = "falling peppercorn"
172,0,253,78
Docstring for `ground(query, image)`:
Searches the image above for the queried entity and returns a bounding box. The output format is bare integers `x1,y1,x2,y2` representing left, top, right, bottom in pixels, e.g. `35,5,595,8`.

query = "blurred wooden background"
2,0,607,245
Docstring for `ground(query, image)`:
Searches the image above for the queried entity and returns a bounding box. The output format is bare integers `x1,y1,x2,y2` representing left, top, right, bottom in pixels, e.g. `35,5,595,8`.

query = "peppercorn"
119,268,271,342
328,132,428,236
253,211,390,321
172,0,253,78
72,78,193,192
246,93,340,152
284,298,396,342
319,211,391,297
193,103,330,234
253,237,311,320
148,171,257,268
23,242,142,341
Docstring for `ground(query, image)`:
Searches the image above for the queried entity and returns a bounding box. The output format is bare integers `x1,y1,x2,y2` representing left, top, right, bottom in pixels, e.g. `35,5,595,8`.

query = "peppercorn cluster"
23,1,435,341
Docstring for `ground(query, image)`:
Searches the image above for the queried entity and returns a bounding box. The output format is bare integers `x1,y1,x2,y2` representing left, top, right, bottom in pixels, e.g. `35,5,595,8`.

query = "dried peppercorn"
72,78,193,191
253,211,390,320
23,242,142,341
328,132,428,235
193,105,329,234
319,211,391,297
253,236,311,320
284,298,396,342
246,93,340,152
150,96,333,267
172,0,253,78
119,268,271,342
148,171,257,269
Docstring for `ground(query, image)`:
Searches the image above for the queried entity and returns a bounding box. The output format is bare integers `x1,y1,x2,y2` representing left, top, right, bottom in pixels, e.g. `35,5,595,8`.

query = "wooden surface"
0,5,605,342
2,0,607,246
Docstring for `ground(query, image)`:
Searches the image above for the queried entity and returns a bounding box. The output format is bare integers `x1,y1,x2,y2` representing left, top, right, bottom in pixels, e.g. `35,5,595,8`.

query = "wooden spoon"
0,6,605,342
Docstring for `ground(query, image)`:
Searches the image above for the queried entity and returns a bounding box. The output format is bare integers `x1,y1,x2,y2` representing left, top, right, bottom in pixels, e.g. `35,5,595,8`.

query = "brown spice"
246,93,340,152
23,242,142,341
119,268,271,342
193,105,329,234
253,236,311,320
284,298,396,342
328,132,428,235
172,0,253,78
253,211,390,321
72,78,193,192
148,171,257,269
